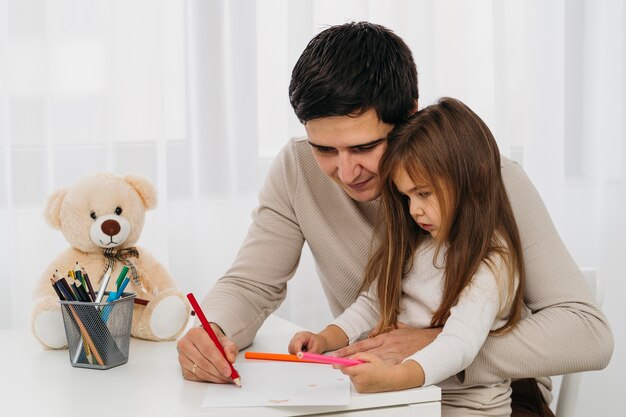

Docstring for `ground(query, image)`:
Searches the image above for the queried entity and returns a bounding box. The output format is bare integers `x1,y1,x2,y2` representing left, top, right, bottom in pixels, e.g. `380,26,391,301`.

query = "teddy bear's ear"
44,188,68,229
124,174,158,210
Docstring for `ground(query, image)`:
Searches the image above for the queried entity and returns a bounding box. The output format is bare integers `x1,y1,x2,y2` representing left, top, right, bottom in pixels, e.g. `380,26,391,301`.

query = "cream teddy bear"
32,172,190,349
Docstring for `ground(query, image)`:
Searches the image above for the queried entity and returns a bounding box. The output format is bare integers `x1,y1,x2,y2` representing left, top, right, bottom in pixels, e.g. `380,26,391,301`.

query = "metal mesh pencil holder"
60,292,135,370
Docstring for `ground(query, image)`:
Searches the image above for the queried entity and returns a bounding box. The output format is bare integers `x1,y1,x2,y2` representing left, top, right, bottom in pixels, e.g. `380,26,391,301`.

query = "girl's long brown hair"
365,97,525,335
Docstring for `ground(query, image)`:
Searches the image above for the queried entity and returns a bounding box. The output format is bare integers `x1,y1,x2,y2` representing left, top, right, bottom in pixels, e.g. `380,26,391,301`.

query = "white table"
0,315,440,416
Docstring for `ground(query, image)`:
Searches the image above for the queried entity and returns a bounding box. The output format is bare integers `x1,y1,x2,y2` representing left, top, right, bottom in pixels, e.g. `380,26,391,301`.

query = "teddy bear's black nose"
101,219,121,237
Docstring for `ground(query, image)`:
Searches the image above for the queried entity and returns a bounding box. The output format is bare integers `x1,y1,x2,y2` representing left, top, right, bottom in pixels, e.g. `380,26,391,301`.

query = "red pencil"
186,293,241,387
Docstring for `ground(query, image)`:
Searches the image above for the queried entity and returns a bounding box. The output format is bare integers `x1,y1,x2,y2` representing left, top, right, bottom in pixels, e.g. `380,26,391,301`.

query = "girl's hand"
288,331,327,354
336,352,425,393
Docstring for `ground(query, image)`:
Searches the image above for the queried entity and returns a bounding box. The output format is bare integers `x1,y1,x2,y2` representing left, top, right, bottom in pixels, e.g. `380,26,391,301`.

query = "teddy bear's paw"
33,310,67,349
149,294,189,340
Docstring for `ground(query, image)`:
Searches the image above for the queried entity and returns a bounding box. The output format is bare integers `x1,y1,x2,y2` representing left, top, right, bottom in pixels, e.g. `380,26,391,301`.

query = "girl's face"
392,166,443,239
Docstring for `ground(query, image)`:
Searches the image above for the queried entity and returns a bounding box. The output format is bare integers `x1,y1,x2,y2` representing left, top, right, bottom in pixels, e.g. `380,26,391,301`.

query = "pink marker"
297,352,364,367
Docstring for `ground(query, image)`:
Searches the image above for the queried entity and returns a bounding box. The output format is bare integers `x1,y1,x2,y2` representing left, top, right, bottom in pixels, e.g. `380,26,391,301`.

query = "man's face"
305,109,394,202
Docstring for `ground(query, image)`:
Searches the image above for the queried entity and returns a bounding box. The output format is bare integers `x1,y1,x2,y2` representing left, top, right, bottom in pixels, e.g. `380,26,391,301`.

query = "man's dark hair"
289,21,418,125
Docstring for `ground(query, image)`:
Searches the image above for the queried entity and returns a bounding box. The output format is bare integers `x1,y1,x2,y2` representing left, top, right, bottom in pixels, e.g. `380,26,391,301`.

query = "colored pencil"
116,277,130,298
80,266,96,301
115,266,129,290
50,277,65,301
57,277,75,301
74,279,91,302
65,304,104,366
297,352,364,367
94,267,112,303
74,263,83,284
56,279,76,301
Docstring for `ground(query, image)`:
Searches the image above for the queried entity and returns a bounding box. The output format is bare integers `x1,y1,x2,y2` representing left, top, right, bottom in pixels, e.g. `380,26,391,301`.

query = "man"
177,22,613,416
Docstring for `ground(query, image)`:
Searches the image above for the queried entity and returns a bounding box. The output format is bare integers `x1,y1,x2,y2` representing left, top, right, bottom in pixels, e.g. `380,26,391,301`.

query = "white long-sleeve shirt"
333,241,516,388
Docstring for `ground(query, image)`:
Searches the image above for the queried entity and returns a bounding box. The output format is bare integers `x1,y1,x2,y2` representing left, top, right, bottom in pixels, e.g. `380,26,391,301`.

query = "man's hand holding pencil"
177,293,241,386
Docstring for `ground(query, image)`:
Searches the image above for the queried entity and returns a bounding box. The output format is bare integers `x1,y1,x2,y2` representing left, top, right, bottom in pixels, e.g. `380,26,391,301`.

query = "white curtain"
0,1,623,415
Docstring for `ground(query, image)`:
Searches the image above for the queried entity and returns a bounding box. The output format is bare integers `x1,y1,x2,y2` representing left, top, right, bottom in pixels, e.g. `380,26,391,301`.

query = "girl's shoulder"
479,237,520,299
482,233,512,275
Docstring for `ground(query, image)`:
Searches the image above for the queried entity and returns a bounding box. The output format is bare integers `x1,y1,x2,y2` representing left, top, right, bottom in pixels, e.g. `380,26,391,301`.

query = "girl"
289,97,526,416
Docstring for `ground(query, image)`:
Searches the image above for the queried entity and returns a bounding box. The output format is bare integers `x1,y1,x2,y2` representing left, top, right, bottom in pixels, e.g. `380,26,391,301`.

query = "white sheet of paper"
201,362,351,407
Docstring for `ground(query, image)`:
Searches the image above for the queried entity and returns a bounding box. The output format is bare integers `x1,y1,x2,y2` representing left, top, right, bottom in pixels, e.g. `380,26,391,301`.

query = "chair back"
555,268,602,417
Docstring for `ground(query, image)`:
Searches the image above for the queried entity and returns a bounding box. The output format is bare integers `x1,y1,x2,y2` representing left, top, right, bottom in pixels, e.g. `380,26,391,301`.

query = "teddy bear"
31,172,190,349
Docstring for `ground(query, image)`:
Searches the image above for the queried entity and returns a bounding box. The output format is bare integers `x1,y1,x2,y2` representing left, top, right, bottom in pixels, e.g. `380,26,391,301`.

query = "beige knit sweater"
202,137,613,388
